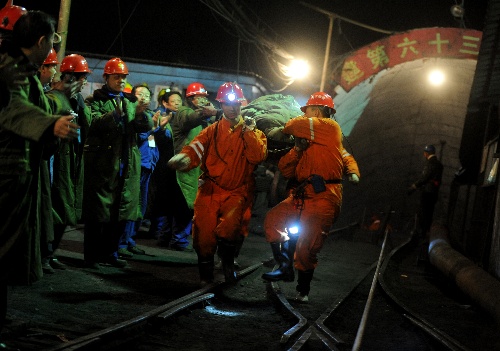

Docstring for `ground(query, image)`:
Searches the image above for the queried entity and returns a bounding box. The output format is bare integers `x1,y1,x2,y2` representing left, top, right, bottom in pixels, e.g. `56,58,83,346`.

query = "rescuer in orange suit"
168,82,267,285
262,92,360,303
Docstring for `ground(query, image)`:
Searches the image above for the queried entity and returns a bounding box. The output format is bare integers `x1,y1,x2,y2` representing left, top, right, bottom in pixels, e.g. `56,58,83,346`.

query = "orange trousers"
264,194,340,271
192,180,247,259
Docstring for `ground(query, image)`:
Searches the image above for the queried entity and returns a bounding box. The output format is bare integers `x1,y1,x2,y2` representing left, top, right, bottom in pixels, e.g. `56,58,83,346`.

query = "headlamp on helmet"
216,82,246,104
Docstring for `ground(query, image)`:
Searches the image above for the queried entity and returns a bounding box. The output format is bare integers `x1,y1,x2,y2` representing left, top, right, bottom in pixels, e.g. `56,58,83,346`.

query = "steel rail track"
47,262,263,351
269,257,378,350
377,234,473,351
268,209,474,351
268,209,394,350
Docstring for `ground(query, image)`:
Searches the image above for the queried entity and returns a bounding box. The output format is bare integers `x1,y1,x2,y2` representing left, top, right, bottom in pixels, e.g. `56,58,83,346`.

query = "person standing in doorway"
409,144,443,239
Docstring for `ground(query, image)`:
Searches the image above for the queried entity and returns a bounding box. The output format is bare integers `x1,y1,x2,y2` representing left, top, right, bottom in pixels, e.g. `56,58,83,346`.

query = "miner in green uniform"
83,57,153,268
0,10,79,345
168,82,221,249
45,54,92,271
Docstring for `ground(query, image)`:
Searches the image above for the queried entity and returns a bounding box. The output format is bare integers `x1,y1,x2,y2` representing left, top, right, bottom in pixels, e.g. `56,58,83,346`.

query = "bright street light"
428,69,445,86
286,59,310,80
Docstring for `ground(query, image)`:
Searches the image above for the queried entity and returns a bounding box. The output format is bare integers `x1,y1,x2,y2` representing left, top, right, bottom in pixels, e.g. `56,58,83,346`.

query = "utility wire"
90,0,142,72
299,1,396,35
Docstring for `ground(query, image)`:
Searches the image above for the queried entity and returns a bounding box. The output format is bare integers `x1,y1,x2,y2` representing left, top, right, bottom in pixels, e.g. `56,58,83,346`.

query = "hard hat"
123,82,133,94
42,48,59,65
60,54,91,73
186,82,208,97
300,92,335,113
424,145,436,154
0,1,27,32
103,57,128,75
215,82,246,104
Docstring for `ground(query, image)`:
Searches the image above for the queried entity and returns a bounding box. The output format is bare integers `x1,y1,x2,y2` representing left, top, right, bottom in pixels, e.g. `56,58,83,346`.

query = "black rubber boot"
296,269,314,297
261,240,295,282
234,235,245,259
198,258,215,286
218,240,237,283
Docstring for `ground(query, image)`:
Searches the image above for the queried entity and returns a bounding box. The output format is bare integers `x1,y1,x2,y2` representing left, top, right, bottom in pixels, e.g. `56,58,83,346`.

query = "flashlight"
287,222,300,236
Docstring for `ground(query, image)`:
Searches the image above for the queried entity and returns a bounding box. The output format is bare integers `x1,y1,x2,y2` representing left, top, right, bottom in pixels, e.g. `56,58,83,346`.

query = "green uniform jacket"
46,90,91,226
83,87,152,222
0,56,60,284
170,106,207,209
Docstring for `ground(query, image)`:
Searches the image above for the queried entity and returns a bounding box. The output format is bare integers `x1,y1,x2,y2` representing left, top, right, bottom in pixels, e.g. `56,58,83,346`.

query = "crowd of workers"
0,5,370,350
0,4,450,350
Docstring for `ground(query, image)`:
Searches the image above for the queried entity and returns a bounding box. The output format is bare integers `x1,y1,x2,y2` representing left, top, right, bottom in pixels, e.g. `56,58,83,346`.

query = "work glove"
243,116,256,132
294,137,310,151
167,153,191,171
348,173,359,184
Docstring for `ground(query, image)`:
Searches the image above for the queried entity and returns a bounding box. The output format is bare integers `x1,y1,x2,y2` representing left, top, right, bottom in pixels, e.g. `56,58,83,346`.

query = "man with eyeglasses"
0,10,78,348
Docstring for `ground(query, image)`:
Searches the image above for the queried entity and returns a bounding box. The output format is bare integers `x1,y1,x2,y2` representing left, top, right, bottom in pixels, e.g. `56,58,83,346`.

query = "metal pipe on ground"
428,224,500,325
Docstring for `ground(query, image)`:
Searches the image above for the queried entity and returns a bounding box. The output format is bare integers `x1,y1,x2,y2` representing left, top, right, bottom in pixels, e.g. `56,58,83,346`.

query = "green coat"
83,87,152,222
170,106,206,208
0,58,60,284
46,90,91,226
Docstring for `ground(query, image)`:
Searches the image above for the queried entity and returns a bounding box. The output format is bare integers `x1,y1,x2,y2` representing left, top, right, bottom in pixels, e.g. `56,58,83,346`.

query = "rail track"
3,223,496,351
268,225,473,351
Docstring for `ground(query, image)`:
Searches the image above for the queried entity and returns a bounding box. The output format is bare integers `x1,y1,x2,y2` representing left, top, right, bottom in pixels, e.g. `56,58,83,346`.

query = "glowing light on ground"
205,305,242,317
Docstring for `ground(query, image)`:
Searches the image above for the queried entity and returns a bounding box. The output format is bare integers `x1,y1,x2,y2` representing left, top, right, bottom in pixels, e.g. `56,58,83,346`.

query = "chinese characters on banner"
339,28,482,92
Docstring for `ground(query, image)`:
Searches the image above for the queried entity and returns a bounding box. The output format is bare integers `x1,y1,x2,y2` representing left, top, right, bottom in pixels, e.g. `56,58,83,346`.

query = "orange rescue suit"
264,116,360,271
179,116,267,259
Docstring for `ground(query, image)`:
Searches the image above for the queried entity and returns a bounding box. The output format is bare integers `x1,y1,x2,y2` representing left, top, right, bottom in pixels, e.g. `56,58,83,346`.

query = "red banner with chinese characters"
339,27,482,92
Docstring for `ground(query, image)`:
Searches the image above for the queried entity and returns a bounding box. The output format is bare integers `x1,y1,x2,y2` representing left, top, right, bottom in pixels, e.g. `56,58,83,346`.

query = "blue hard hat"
424,145,436,154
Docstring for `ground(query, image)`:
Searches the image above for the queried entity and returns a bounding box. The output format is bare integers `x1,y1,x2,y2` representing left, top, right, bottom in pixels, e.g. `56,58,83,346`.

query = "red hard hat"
0,1,27,32
123,83,132,94
300,92,335,112
215,82,246,104
104,57,128,75
185,82,208,97
60,54,91,73
43,48,59,65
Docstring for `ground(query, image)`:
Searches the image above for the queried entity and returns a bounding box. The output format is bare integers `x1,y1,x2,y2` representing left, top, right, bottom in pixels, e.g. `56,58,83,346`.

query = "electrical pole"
300,2,335,91
57,0,71,64
300,1,393,91
321,15,334,92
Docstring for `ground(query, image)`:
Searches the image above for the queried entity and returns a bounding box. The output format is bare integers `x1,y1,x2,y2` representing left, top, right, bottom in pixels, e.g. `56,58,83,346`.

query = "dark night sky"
11,0,489,90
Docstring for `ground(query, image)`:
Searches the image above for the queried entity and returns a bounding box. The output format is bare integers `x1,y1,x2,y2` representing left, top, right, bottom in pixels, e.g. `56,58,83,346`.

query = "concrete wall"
333,58,478,230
